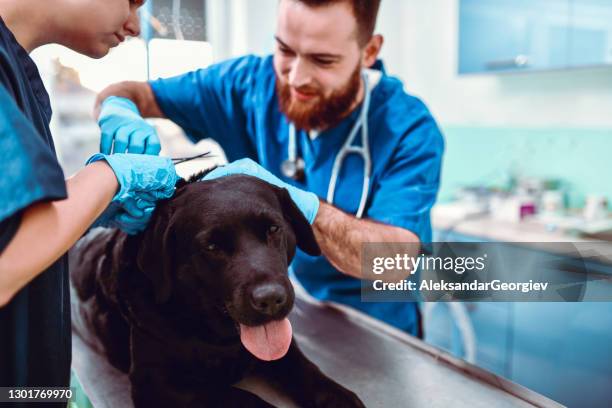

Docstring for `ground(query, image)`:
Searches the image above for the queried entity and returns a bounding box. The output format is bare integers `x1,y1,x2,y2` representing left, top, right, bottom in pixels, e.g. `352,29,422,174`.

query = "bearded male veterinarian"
95,0,444,336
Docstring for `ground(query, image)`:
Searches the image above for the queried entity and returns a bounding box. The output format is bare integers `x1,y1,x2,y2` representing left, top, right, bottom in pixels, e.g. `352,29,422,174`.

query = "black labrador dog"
70,171,365,408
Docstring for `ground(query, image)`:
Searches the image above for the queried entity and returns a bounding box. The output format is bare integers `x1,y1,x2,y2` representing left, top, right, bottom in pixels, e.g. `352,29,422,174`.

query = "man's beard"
276,65,362,132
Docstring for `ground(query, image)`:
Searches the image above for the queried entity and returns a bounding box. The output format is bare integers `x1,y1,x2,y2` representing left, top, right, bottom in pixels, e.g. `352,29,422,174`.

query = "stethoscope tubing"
326,72,371,219
285,71,372,219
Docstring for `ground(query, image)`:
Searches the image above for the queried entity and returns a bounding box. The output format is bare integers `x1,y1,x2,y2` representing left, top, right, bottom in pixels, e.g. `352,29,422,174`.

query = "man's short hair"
294,0,382,46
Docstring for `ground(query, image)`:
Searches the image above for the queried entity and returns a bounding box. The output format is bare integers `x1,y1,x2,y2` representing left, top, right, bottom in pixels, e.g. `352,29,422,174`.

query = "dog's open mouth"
238,318,292,361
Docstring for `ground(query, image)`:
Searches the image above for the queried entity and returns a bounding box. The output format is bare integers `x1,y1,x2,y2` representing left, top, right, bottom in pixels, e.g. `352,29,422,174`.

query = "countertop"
432,204,612,265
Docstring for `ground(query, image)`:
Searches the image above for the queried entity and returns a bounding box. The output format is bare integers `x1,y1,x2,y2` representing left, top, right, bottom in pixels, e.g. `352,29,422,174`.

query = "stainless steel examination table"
72,286,563,408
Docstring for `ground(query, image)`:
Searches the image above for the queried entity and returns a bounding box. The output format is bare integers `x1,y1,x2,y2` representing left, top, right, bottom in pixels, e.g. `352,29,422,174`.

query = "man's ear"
276,187,321,257
136,206,175,304
362,34,384,68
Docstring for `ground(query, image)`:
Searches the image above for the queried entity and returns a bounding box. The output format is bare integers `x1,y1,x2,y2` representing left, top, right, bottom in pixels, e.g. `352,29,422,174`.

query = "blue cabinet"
568,0,612,66
512,303,612,408
459,0,571,73
426,229,612,407
459,0,612,73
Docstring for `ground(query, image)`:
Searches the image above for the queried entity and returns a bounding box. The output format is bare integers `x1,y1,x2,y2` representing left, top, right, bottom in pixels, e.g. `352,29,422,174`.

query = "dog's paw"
312,382,366,408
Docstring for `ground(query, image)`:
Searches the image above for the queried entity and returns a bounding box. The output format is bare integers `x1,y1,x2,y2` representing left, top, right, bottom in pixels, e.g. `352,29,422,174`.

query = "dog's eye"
268,225,281,234
205,243,219,251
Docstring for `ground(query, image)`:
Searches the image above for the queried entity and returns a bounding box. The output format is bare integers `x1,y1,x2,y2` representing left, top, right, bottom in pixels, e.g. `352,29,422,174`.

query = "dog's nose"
250,283,288,316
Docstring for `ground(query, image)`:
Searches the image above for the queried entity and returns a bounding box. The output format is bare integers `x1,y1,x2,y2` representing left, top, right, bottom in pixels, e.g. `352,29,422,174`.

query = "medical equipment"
281,72,372,219
171,151,211,165
280,126,306,182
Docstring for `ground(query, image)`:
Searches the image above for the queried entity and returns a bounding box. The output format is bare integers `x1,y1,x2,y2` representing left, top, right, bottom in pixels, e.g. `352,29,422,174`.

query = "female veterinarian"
0,0,177,396
95,0,444,338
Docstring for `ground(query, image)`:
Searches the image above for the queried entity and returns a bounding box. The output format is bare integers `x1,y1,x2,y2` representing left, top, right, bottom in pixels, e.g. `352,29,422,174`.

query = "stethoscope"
281,71,372,219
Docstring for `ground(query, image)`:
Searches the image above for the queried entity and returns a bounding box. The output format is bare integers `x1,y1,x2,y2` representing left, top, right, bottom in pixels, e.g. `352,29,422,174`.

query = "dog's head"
135,172,320,361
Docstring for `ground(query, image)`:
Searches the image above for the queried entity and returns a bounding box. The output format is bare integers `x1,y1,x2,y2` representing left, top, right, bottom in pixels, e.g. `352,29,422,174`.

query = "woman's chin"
71,41,112,59
88,44,113,59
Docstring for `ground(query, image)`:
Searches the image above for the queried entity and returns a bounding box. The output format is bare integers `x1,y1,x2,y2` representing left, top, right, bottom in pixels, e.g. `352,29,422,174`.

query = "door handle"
486,55,530,70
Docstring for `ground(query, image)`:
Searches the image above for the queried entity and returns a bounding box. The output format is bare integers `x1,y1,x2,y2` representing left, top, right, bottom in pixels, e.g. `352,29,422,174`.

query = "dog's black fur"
70,171,365,408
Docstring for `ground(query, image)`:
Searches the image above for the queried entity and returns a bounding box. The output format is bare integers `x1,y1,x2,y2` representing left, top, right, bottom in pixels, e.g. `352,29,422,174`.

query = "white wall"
208,0,277,58
224,0,612,128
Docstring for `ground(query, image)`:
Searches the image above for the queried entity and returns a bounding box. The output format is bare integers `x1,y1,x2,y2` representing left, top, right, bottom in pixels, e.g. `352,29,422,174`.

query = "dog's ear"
276,187,321,256
136,207,175,304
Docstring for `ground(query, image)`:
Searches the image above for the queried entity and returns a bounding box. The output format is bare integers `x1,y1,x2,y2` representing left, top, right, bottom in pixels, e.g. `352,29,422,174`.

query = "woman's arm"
0,161,117,306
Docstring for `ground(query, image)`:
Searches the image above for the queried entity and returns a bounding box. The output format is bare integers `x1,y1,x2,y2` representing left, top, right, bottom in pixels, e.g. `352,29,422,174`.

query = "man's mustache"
287,84,320,97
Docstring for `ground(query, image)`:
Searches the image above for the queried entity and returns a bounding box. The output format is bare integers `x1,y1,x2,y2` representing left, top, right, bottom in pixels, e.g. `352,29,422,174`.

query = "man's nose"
288,57,312,89
125,8,141,37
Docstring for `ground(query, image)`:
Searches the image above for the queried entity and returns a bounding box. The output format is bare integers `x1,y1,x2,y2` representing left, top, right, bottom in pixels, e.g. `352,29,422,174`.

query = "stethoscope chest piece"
281,156,305,182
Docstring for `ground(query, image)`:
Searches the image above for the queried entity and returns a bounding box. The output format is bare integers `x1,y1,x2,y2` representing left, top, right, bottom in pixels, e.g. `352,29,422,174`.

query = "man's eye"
268,225,281,234
279,47,295,56
315,59,334,66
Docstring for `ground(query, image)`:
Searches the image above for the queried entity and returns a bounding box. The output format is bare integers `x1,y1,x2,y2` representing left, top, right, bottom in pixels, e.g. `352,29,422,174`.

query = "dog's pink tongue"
239,318,292,361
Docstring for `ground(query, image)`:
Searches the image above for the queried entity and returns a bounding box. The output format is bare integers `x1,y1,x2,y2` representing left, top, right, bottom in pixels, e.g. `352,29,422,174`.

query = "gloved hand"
203,158,320,224
87,153,178,234
93,200,156,235
98,96,161,155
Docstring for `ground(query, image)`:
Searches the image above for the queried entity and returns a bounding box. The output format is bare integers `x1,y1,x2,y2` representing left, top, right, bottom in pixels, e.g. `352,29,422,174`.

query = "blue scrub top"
0,17,70,393
150,55,444,335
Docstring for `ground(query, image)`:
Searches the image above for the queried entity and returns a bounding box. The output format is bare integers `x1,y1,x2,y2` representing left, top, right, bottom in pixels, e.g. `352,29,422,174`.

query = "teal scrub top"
0,17,70,396
150,55,444,335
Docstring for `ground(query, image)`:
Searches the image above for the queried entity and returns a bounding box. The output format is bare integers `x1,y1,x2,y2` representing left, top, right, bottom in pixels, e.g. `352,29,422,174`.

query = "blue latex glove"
203,158,320,224
87,153,178,234
93,199,156,235
98,96,161,155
